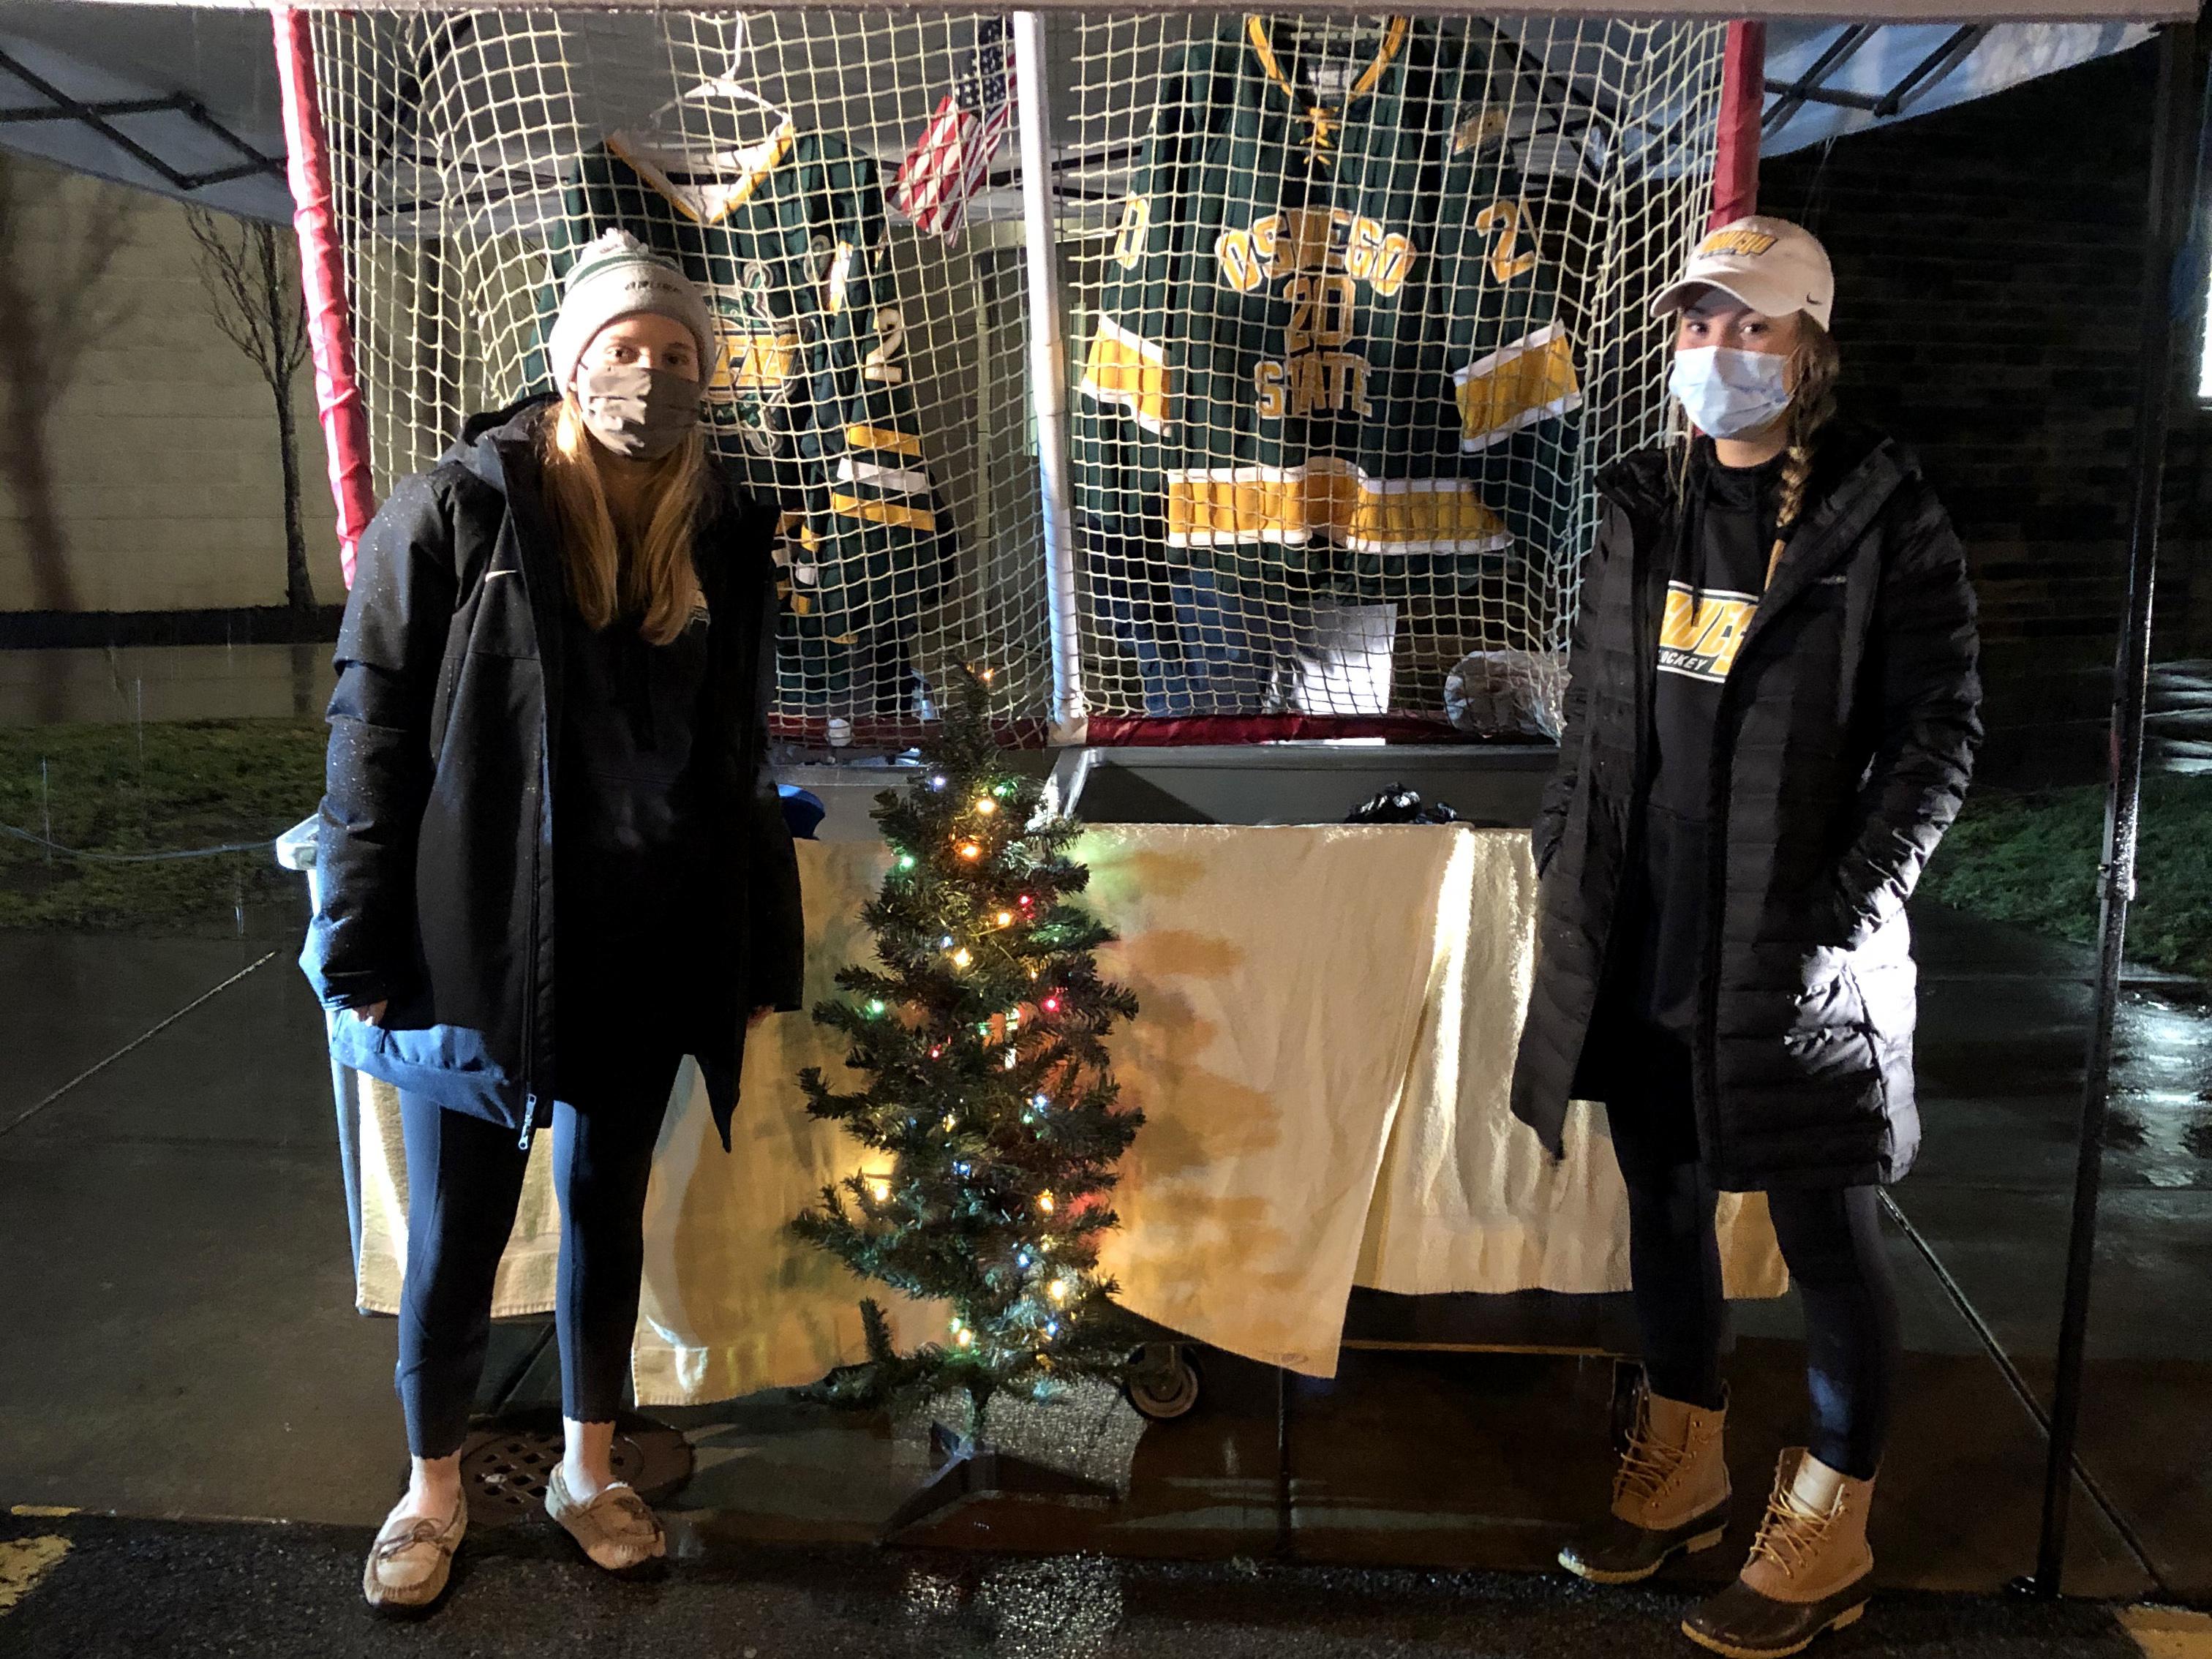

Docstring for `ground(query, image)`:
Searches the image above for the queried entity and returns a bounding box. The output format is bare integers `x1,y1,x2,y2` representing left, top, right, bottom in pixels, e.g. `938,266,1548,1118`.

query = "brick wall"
1761,40,2202,786
0,154,344,617
2,51,2197,761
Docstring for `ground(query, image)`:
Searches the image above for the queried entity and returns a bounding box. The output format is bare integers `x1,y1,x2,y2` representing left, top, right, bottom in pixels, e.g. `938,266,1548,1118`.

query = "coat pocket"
1780,948,1879,1077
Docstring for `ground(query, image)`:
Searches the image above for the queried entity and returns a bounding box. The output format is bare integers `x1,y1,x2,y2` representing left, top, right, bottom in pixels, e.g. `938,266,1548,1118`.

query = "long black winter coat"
301,396,804,1148
1510,422,1981,1189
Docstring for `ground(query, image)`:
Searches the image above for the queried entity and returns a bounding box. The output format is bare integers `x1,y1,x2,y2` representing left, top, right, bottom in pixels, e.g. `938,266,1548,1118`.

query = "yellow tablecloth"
353,825,1783,1405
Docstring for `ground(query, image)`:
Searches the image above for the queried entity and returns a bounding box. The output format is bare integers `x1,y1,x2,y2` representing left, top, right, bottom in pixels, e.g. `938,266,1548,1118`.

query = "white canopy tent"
0,5,2174,225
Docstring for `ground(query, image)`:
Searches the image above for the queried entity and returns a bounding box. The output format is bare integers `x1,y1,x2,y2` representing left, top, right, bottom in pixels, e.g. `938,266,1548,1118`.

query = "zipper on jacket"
519,730,548,1150
501,443,561,1156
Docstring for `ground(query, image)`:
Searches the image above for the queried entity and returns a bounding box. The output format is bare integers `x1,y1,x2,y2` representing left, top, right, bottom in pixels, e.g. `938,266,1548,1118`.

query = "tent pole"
1012,12,1087,745
2028,16,2202,1599
271,7,375,590
1712,20,1767,227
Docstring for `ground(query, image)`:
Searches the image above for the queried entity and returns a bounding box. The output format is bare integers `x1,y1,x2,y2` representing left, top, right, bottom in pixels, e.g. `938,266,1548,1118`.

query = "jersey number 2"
1475,200,1539,284
862,309,906,383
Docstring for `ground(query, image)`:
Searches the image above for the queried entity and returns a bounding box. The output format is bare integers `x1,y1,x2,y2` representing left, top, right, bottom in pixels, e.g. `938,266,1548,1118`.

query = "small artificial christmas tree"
794,665,1142,1432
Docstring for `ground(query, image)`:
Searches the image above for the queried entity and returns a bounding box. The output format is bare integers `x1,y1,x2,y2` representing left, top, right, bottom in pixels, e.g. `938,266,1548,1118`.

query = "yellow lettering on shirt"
1657,581,1758,682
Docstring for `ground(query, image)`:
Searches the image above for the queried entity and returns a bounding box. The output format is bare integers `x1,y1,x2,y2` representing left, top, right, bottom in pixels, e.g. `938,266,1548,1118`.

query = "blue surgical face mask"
1669,345,1792,439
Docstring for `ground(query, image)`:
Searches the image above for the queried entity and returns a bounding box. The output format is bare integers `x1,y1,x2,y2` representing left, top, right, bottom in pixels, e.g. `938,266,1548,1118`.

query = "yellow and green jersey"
1075,15,1581,603
539,127,955,711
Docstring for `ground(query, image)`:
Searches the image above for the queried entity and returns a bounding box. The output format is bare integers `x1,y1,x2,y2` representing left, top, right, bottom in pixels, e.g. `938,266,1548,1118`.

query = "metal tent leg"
2027,16,2205,1600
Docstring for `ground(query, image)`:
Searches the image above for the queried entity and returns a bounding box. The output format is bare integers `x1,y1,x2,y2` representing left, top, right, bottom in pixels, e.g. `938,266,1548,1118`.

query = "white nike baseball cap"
1652,215,1835,331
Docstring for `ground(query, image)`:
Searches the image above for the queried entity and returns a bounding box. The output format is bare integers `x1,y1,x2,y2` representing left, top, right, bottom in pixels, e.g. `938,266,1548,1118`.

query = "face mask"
574,363,700,460
1668,346,1792,439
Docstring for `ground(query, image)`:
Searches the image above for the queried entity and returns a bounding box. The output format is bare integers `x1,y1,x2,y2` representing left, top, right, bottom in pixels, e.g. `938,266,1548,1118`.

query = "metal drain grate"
456,1408,693,1526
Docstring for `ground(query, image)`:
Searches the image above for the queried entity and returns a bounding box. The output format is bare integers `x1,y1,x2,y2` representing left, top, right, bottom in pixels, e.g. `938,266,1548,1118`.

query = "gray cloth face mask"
575,364,701,460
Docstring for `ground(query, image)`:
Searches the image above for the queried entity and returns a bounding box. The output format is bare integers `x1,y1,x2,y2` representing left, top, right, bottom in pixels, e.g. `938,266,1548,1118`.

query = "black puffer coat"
1511,422,1981,1189
301,395,804,1149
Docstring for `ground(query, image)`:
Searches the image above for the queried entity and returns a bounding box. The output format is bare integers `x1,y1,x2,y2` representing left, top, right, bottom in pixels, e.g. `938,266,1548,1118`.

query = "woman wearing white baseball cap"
1513,216,1982,1658
306,230,803,1610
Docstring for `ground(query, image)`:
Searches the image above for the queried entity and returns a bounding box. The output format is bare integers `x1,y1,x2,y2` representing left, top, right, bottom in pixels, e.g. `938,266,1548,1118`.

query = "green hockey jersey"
539,127,955,712
1075,15,1581,606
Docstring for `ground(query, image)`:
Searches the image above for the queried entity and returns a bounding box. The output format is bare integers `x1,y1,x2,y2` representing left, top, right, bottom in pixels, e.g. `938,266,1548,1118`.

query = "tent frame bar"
1762,23,1990,128
1761,23,1877,135
0,45,282,194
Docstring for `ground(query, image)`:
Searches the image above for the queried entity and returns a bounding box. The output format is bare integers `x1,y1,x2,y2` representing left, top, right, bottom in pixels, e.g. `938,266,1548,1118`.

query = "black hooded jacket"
1509,422,1982,1189
301,396,804,1148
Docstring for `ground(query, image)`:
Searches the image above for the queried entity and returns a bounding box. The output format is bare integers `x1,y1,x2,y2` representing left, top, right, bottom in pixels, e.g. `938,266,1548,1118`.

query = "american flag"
895,18,1017,238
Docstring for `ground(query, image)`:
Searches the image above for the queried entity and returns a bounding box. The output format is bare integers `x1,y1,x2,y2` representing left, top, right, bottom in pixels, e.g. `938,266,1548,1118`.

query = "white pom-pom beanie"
545,228,717,391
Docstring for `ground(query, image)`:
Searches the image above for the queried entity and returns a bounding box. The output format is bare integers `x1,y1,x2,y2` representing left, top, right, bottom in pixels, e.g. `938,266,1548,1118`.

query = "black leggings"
1603,1026,1901,1482
394,1044,683,1460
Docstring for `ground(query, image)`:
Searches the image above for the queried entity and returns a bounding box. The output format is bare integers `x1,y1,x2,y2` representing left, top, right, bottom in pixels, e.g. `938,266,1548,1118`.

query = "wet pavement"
2,884,2211,1644
0,1508,2183,1659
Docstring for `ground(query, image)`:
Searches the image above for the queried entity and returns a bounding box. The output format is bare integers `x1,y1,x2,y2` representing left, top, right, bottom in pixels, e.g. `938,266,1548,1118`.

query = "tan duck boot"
1681,1450,1874,1658
1558,1385,1731,1584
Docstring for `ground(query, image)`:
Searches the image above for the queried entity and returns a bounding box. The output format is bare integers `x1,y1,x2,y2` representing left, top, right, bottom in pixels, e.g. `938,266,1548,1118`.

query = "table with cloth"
347,824,1784,1407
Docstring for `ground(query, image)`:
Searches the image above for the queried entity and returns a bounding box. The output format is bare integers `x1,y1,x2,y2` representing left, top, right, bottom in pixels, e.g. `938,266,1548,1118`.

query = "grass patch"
0,719,326,932
1920,775,2212,980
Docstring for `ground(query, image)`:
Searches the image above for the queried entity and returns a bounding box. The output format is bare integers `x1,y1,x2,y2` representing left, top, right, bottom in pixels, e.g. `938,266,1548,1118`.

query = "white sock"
1790,1453,1848,1513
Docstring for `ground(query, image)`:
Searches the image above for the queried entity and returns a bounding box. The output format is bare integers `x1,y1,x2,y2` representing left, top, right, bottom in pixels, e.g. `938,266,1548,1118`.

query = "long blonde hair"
538,396,708,644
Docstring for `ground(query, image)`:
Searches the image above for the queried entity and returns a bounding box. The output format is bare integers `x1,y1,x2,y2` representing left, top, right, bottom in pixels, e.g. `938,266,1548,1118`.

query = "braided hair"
1764,316,1841,588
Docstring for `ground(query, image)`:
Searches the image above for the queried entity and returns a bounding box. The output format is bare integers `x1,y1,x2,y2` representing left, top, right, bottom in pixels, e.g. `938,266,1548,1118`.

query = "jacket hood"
443,392,559,489
1596,415,1908,520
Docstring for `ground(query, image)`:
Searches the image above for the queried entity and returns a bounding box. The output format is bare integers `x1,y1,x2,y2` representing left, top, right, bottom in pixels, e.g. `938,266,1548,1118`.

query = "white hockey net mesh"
307,10,1725,738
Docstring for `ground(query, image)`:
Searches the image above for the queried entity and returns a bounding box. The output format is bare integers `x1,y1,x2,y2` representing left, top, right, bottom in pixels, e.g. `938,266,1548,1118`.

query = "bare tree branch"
187,208,297,396
186,203,319,617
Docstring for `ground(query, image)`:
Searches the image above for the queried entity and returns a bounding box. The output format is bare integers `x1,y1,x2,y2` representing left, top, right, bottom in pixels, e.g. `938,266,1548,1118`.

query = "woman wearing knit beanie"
303,230,803,1611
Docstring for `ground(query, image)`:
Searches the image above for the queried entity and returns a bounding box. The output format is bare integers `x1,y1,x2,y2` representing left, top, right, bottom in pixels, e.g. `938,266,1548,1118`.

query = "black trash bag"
1346,783,1461,825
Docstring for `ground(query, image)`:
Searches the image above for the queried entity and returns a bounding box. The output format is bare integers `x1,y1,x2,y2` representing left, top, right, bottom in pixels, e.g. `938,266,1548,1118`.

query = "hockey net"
305,10,1726,742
